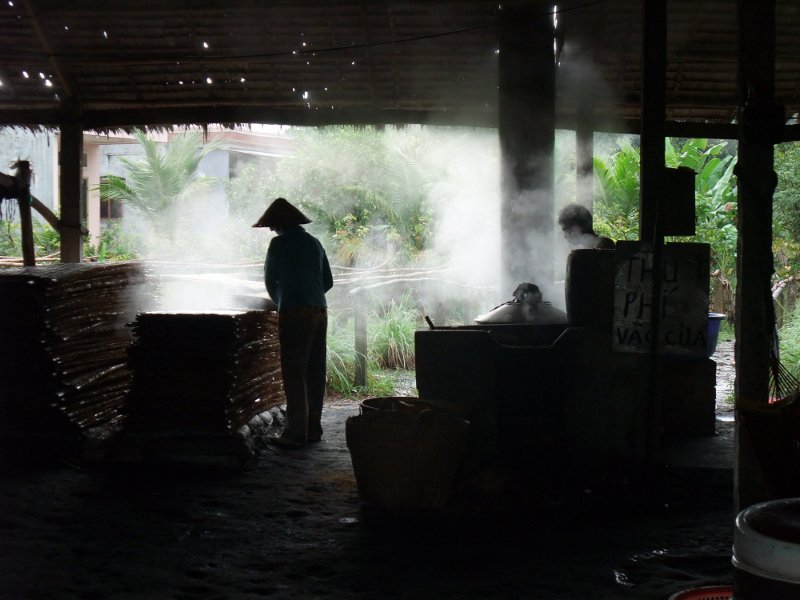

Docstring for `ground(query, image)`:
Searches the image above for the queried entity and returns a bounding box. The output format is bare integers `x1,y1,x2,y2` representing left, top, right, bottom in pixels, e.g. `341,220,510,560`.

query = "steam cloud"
97,125,599,317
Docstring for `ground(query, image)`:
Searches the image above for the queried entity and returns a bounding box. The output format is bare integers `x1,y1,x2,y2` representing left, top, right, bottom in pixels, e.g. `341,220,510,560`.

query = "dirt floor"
0,343,737,600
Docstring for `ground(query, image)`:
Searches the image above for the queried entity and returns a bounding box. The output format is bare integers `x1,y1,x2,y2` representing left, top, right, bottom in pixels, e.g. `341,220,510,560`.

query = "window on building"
228,151,277,179
99,176,124,219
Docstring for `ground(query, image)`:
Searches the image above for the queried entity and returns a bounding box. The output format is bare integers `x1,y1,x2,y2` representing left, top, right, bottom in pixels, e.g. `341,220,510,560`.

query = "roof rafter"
20,0,75,98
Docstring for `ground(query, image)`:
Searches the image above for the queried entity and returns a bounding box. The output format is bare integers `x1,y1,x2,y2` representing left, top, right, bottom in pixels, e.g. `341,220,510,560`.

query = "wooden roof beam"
2,107,799,141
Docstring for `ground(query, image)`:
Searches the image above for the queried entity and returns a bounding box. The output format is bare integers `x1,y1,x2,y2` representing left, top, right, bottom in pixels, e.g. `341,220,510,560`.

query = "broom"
768,331,800,405
764,268,800,404
741,287,800,497
768,289,800,404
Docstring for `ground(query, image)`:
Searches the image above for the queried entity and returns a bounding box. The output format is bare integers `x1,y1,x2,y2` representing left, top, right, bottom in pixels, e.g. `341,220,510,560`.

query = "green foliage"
778,303,800,380
231,126,438,267
86,222,143,261
326,313,358,394
326,310,397,397
226,163,272,220
0,217,18,255
361,372,396,397
718,319,735,343
32,220,60,255
380,138,435,257
0,213,144,262
594,138,642,217
0,217,60,258
691,160,738,277
262,127,389,262
774,142,800,279
774,239,800,282
592,137,642,241
665,138,739,277
325,293,422,395
0,210,22,257
327,206,375,266
368,292,421,370
95,129,222,253
592,137,739,277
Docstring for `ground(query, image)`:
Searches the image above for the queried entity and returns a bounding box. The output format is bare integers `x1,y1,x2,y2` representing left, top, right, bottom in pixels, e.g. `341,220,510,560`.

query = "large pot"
474,301,567,325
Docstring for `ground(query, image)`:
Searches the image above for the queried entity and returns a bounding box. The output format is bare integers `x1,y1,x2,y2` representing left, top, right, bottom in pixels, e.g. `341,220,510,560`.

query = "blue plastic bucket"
707,313,726,357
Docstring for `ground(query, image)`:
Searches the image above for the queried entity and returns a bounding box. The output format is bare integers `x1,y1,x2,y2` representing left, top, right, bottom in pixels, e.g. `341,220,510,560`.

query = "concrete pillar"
59,123,84,263
576,107,594,209
498,1,556,297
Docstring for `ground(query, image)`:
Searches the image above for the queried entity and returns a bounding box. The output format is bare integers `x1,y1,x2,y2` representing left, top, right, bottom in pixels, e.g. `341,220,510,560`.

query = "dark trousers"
278,307,328,442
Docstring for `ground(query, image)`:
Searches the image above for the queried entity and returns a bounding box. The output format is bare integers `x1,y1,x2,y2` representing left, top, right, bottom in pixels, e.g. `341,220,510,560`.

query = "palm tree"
96,129,221,251
381,137,435,258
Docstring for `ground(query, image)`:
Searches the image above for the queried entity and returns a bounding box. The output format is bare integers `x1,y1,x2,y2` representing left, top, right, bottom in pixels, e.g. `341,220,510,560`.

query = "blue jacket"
265,226,333,312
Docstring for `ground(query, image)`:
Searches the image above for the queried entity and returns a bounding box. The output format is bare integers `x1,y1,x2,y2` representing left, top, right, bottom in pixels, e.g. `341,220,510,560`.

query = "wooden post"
640,0,667,464
15,161,35,267
59,123,84,263
640,0,667,244
735,0,779,511
498,1,555,294
353,289,367,387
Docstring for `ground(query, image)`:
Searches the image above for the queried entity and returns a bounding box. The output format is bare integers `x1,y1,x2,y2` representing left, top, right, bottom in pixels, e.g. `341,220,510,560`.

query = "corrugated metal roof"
0,0,797,133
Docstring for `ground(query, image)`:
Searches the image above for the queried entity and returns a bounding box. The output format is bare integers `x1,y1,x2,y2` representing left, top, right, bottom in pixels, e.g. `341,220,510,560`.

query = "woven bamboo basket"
346,398,469,510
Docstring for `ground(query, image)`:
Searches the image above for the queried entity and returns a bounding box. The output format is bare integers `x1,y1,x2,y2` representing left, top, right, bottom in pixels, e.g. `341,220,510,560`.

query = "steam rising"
425,130,501,291
107,125,591,316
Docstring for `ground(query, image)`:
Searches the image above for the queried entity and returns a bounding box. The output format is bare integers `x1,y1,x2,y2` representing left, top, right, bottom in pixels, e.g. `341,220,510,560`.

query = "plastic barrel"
732,498,800,599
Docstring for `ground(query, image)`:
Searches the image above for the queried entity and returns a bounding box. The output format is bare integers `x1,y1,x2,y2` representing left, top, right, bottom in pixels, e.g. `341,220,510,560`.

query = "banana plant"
593,137,642,240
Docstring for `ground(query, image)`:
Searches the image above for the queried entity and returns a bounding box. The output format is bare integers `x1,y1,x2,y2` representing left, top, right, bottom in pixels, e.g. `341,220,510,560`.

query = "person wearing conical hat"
253,197,334,449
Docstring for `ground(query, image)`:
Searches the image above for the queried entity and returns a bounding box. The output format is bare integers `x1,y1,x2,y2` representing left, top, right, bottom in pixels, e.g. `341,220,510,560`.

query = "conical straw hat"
252,197,311,228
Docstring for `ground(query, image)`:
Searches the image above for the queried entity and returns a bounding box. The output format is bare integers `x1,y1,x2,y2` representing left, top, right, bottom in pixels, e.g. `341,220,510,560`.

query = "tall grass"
327,312,356,394
326,310,395,397
778,304,800,378
718,318,735,343
368,292,421,370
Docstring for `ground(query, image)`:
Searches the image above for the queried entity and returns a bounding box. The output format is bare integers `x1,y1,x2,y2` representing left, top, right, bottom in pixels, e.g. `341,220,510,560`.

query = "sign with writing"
613,241,710,356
